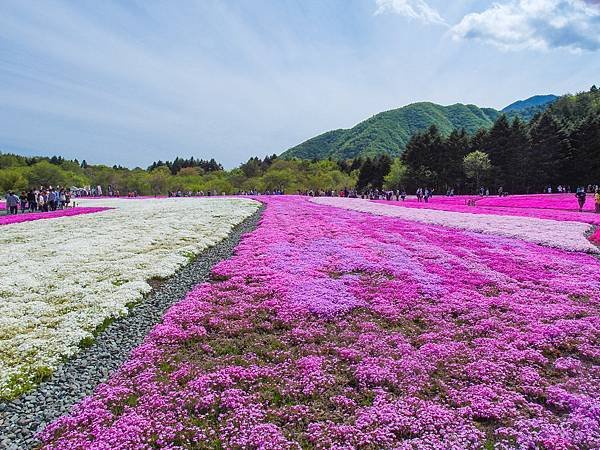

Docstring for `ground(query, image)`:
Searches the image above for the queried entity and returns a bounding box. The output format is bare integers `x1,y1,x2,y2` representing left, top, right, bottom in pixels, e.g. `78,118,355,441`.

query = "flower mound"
0,207,110,226
314,197,597,253
0,197,259,399
39,197,600,449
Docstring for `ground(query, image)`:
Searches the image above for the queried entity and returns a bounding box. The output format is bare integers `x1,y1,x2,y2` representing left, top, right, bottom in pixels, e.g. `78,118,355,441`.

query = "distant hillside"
502,94,558,112
502,94,558,122
282,102,501,160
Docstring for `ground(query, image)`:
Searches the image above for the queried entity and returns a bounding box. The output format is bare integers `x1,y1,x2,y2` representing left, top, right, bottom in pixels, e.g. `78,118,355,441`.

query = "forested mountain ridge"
502,94,558,113
281,102,501,160
502,94,559,122
281,94,565,160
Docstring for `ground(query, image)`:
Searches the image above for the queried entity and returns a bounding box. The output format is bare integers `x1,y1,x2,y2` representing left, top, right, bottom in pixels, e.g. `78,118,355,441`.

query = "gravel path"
0,207,263,450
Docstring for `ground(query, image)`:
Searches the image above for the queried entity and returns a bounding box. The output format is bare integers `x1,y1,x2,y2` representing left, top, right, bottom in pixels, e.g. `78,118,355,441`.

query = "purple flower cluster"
39,197,600,449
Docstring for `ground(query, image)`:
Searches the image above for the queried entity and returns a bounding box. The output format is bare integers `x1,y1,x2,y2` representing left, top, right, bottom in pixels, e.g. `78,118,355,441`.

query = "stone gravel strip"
0,207,263,450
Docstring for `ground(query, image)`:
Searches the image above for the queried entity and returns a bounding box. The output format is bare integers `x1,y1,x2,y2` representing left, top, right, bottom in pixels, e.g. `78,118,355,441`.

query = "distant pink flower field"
0,207,111,226
387,193,596,211
373,193,600,227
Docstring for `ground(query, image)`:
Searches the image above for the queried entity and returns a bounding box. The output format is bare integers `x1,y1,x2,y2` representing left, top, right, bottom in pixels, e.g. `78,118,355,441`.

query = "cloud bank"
451,0,600,52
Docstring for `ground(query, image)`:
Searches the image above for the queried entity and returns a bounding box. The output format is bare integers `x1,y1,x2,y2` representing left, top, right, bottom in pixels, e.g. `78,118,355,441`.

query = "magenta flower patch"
0,207,110,226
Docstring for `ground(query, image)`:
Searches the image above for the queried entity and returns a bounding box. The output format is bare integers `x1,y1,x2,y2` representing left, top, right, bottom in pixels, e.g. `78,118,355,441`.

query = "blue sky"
0,0,599,168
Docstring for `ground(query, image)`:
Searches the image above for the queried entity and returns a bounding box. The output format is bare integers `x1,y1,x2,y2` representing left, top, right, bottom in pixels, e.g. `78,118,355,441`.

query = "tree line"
147,157,223,175
0,152,357,195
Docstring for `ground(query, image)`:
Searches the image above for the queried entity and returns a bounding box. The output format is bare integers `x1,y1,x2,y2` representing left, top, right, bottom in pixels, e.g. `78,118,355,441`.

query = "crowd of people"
73,185,141,197
5,184,600,215
3,187,73,215
236,189,285,196
167,189,286,197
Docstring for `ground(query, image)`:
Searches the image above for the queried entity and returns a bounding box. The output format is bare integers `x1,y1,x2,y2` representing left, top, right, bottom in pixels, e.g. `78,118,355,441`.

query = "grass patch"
78,316,116,349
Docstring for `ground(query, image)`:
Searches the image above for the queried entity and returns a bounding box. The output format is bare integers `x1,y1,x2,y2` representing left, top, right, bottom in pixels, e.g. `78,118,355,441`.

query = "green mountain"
282,102,502,160
502,95,558,122
502,94,558,113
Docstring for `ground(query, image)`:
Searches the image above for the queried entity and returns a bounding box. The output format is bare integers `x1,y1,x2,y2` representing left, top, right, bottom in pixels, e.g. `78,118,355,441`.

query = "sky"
0,0,599,168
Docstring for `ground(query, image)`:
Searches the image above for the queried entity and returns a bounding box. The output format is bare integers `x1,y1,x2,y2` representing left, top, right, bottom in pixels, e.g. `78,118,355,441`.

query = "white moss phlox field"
310,197,598,253
0,197,259,398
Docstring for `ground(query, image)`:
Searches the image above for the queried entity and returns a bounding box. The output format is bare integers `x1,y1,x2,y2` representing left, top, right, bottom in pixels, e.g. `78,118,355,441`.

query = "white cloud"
375,0,446,25
450,0,600,51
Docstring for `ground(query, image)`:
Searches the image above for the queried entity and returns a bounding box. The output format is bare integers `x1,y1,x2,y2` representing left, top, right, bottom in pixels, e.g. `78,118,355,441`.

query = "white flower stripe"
0,197,259,398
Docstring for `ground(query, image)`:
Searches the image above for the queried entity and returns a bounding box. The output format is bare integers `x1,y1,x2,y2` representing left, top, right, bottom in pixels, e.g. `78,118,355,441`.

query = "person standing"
46,189,54,211
27,189,36,212
595,190,600,213
576,187,587,212
38,190,47,212
19,191,27,213
6,192,18,214
59,189,66,209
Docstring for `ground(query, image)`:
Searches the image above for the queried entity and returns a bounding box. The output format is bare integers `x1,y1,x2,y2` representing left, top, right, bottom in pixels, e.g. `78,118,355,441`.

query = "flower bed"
315,197,597,253
372,198,600,227
475,193,596,211
383,193,596,211
0,207,110,226
0,197,259,399
39,197,600,449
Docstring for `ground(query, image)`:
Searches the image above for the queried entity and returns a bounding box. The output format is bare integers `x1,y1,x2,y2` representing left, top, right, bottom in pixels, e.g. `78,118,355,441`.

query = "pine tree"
509,117,531,193
569,114,600,184
528,113,571,189
483,115,513,189
439,128,469,192
357,157,374,190
372,154,392,189
402,125,443,191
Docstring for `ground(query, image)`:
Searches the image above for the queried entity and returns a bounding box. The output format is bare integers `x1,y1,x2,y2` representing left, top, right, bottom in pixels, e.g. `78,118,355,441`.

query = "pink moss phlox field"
373,195,600,227
475,194,596,211
380,193,596,212
39,197,600,449
0,207,111,226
